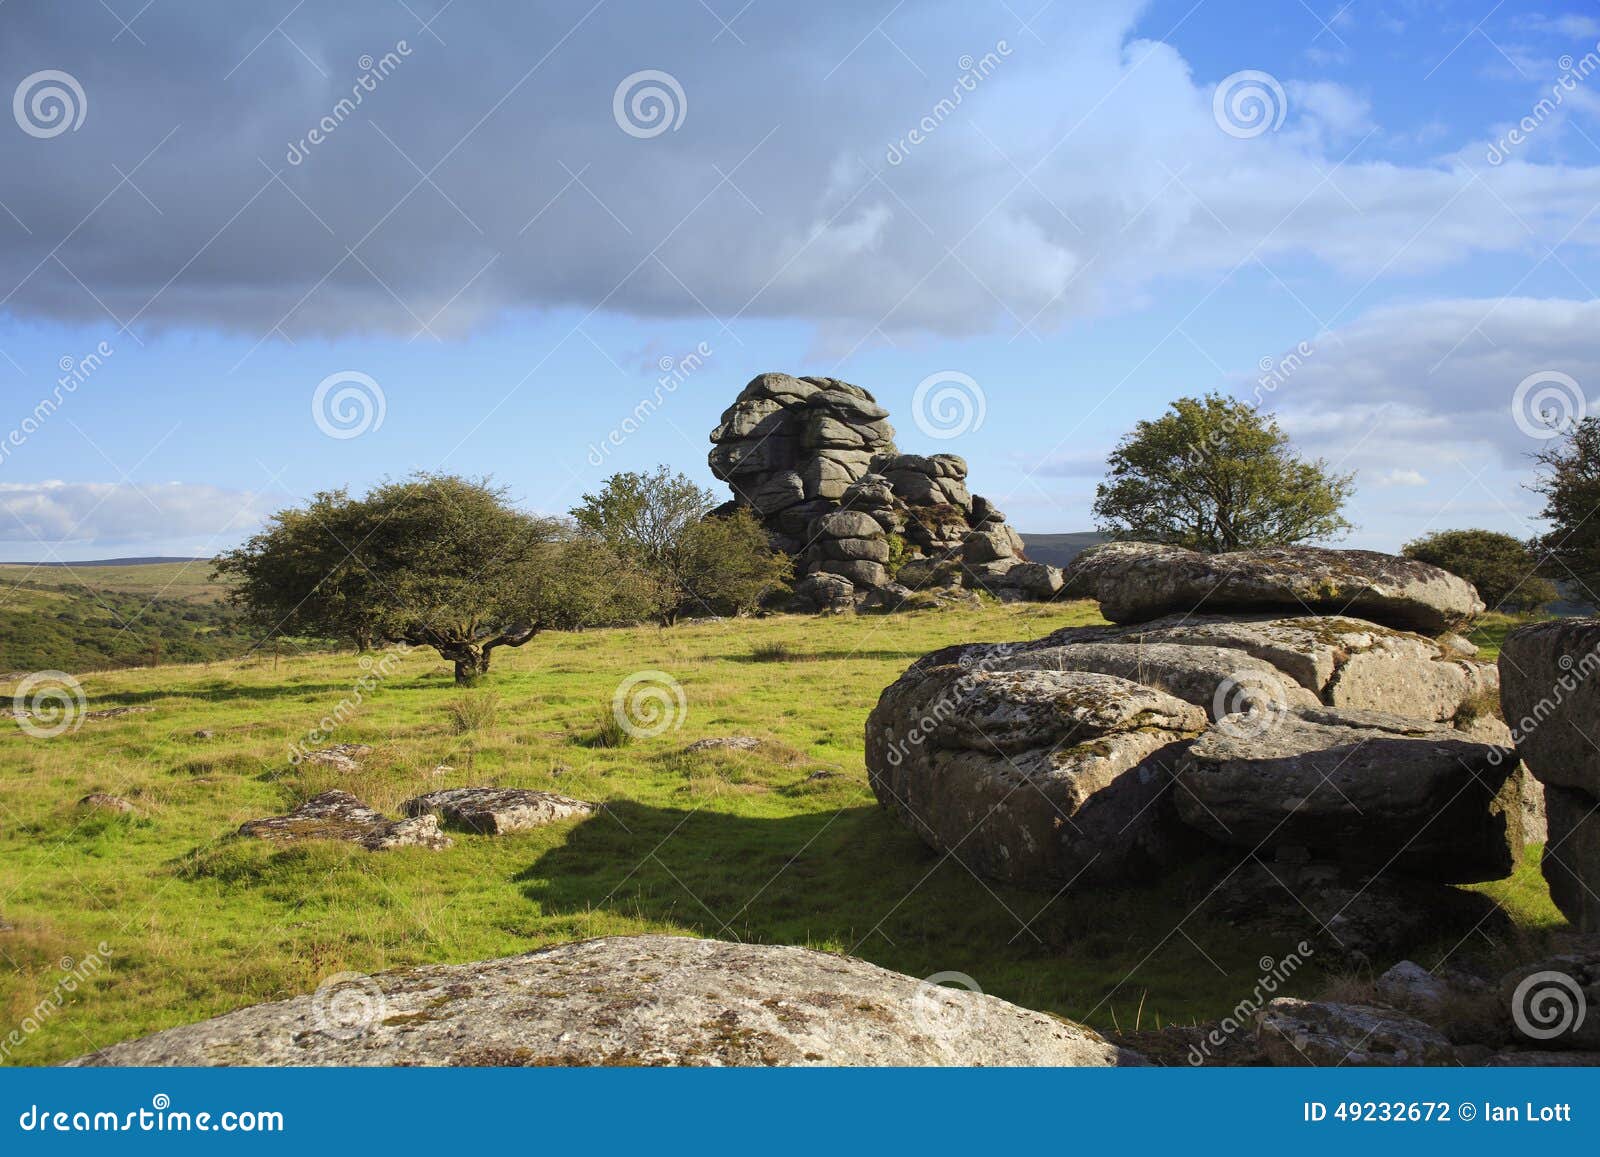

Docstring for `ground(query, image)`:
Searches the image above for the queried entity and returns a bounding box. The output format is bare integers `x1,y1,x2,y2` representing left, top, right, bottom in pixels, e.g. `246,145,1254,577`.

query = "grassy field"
0,560,225,604
0,600,1564,1065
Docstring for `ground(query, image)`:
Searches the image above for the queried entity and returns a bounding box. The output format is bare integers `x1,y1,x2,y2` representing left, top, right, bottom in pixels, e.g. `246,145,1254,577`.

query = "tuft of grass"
584,708,633,749
748,641,800,663
445,691,500,735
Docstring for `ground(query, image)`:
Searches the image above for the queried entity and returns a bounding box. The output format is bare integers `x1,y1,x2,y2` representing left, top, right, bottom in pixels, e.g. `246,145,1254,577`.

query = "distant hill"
0,556,207,567
1020,532,1106,568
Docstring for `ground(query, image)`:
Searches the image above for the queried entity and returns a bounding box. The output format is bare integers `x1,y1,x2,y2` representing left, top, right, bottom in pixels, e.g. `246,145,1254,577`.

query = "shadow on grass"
515,800,1320,1029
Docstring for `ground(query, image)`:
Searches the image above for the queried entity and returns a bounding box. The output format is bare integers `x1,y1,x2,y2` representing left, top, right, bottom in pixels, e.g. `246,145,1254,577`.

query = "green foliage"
1530,416,1600,602
572,467,790,624
217,473,645,683
0,572,253,673
1402,529,1556,612
1093,392,1355,552
883,531,910,579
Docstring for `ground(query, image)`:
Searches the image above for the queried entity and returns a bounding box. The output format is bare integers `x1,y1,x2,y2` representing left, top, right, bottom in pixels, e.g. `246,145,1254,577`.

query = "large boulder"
1175,706,1521,883
1063,543,1484,634
69,935,1140,1067
1543,786,1600,932
1034,614,1498,723
1500,618,1600,797
866,662,1206,886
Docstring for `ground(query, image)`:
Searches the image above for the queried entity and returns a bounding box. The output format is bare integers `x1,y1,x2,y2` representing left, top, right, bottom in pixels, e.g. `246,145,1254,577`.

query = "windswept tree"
572,466,791,624
1530,415,1600,600
1093,393,1354,553
213,488,386,650
217,473,645,682
1402,529,1556,613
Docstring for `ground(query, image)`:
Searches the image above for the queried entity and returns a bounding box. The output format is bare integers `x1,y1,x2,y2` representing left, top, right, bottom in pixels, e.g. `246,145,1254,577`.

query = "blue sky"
2,0,1599,558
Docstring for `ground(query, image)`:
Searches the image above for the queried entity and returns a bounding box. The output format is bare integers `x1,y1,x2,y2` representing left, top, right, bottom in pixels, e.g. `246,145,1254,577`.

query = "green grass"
1466,610,1551,662
0,560,227,604
0,600,1565,1064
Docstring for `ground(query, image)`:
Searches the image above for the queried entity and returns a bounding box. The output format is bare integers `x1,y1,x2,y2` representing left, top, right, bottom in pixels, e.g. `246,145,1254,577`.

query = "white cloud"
0,482,277,551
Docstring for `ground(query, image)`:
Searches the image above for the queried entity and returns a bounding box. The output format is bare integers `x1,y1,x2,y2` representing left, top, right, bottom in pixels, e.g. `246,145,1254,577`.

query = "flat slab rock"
294,743,374,772
68,935,1141,1067
403,788,594,835
1178,706,1520,883
238,790,452,851
867,663,1206,886
1256,998,1456,1066
1063,542,1483,635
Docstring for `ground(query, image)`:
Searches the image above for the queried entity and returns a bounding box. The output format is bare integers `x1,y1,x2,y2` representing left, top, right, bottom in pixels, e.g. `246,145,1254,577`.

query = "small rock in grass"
237,790,451,852
403,787,594,835
78,793,134,813
294,743,374,772
193,729,214,739
684,736,761,754
1256,998,1455,1066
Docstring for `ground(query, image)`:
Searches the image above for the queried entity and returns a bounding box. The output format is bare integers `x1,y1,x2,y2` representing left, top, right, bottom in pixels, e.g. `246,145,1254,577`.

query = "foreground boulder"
238,790,452,851
1256,998,1456,1066
1176,707,1520,883
1499,619,1600,930
1064,543,1483,634
866,662,1205,885
69,935,1139,1067
1543,786,1600,932
403,788,594,835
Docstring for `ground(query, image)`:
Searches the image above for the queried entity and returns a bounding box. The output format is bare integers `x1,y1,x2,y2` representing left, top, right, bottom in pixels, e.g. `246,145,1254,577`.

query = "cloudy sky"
1,0,1598,558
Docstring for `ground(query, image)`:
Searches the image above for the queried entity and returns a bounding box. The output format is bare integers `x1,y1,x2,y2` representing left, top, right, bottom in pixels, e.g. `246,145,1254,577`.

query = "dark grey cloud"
1,0,1598,349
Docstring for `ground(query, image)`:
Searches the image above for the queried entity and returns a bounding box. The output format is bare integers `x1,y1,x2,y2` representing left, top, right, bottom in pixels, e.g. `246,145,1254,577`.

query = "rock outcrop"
1063,542,1484,634
708,373,1061,609
1500,619,1600,931
70,935,1140,1067
238,790,452,851
1256,998,1456,1066
866,543,1522,945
